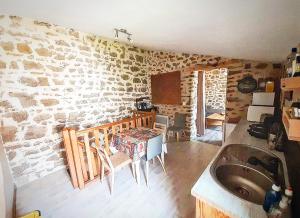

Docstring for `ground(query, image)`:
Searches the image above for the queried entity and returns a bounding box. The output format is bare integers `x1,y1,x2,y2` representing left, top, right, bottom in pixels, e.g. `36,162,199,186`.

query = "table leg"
134,160,140,184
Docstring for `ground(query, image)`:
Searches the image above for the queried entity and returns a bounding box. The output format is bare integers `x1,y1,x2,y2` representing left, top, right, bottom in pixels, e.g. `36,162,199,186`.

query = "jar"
266,81,274,92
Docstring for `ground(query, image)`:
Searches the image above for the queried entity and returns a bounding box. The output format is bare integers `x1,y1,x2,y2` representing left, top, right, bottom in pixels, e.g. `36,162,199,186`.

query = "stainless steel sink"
210,144,285,205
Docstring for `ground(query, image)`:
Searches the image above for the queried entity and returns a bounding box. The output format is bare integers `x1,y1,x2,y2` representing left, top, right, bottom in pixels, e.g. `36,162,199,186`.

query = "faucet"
247,156,279,175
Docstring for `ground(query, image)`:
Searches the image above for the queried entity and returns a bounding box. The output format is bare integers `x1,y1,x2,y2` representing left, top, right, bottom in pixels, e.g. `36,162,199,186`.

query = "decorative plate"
237,76,257,93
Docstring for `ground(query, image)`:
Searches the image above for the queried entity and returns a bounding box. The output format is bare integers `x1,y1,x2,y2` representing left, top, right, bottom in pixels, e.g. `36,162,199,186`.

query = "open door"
196,71,205,136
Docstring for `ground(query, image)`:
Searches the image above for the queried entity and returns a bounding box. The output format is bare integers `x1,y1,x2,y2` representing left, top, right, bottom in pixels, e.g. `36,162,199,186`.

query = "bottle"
292,53,300,76
293,55,300,77
263,184,282,212
268,196,288,218
285,187,293,205
265,80,274,92
287,48,297,77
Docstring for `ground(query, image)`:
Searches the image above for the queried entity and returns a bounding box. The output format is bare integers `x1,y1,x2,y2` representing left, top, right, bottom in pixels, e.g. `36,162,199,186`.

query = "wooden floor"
16,141,219,218
196,126,223,146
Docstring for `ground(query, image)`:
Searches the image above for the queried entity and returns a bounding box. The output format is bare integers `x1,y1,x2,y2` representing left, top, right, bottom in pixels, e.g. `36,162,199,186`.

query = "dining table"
110,127,162,184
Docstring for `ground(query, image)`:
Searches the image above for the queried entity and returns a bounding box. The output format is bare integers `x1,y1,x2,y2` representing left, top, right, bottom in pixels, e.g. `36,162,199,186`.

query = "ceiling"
1,0,300,62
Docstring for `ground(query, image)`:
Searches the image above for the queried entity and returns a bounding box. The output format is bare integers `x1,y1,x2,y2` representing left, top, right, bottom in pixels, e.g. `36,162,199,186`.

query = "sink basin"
210,144,285,205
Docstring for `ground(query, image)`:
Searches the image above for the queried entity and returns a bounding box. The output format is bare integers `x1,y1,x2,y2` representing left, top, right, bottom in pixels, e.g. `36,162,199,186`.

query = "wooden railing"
62,111,155,189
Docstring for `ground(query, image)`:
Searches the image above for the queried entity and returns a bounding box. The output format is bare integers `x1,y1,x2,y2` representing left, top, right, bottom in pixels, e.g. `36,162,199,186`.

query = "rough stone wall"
205,68,227,112
0,15,282,186
148,56,282,136
0,15,149,186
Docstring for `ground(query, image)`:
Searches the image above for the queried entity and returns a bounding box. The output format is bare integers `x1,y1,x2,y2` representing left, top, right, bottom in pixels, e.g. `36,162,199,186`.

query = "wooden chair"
142,134,166,186
93,127,135,194
96,146,133,194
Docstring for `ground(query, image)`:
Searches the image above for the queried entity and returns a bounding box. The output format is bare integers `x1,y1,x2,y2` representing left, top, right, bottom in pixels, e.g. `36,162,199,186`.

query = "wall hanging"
237,76,257,93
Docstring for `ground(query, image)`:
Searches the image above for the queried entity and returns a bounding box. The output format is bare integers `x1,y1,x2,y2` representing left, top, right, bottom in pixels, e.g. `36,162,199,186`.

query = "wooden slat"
130,120,135,128
84,133,94,180
69,129,85,189
62,129,78,188
91,152,97,176
78,145,88,181
142,117,147,127
76,117,135,136
103,128,110,153
93,129,101,148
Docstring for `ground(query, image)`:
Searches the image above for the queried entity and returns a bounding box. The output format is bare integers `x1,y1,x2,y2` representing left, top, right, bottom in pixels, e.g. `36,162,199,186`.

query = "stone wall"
0,15,282,186
0,15,150,186
205,68,227,113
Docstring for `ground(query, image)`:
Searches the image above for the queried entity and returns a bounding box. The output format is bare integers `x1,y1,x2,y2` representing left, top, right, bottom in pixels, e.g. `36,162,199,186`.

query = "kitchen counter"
191,119,290,218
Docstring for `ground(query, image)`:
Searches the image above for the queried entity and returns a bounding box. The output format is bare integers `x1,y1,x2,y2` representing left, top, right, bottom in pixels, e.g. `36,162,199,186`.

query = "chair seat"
168,126,184,132
110,152,132,170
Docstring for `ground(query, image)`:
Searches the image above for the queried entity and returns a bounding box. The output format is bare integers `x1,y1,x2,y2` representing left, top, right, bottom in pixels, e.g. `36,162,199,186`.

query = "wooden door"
196,71,205,136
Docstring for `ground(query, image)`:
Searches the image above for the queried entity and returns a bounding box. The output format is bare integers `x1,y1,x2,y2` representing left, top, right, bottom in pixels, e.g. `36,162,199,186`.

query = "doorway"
196,68,228,145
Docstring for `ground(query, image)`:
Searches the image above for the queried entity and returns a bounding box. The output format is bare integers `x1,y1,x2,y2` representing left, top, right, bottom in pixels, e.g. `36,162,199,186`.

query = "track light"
114,28,133,43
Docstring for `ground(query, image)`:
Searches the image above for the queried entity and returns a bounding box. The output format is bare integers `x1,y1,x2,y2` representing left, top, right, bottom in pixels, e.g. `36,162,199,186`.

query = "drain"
235,186,250,197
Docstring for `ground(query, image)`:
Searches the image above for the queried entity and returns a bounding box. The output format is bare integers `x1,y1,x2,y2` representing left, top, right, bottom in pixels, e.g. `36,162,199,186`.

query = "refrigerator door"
252,92,275,106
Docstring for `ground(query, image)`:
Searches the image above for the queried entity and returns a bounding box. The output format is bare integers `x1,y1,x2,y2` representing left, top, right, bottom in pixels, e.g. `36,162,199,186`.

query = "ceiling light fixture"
114,28,133,43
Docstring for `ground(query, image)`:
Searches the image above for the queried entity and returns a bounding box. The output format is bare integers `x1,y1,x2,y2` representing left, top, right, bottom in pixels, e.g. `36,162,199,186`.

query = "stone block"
40,99,59,107
35,47,52,56
24,125,47,140
0,42,14,51
17,43,32,54
0,60,6,69
37,77,49,86
12,111,28,122
23,60,43,70
0,126,17,143
20,76,38,87
33,113,51,123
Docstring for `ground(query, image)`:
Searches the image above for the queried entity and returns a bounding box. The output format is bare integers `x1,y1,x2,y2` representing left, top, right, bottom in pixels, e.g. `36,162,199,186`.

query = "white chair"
153,122,167,154
142,134,166,186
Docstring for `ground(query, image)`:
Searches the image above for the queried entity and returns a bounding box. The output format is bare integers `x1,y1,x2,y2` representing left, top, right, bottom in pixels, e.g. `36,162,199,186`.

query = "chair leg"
161,152,165,167
110,170,115,194
101,162,104,183
131,162,136,180
176,132,180,142
145,161,149,187
163,143,168,154
157,156,166,173
135,160,140,184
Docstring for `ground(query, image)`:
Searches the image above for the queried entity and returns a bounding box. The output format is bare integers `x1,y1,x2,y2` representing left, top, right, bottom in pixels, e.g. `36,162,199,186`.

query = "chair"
96,146,134,194
167,113,187,141
142,134,166,186
153,122,167,153
156,114,169,128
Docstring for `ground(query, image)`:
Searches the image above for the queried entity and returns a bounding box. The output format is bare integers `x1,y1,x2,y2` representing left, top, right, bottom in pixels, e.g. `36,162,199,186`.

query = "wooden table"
110,127,162,184
205,113,225,128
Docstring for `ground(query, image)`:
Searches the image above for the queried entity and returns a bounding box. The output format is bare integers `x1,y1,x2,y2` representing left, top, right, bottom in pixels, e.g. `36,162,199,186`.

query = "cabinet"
281,77,300,141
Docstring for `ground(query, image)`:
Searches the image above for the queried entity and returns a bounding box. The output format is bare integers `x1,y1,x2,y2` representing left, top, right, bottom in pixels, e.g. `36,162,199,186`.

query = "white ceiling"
1,0,300,62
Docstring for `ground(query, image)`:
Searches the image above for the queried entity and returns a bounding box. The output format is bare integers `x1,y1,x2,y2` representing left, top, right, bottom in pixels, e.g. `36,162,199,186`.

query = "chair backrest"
146,134,163,161
153,122,167,143
153,122,167,132
155,114,169,128
174,113,186,128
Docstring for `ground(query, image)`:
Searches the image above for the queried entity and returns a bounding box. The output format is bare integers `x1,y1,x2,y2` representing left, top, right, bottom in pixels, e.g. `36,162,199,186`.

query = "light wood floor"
195,126,223,146
16,141,219,218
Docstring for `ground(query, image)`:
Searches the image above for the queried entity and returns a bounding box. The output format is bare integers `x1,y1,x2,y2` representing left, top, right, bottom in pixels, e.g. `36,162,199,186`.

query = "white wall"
0,136,15,218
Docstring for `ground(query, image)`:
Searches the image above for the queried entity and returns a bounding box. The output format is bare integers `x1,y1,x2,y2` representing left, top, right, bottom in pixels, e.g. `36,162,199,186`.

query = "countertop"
191,119,290,218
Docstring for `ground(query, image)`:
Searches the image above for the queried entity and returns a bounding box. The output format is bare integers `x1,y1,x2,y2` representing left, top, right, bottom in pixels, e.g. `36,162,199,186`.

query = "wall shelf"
282,107,300,141
281,77,300,91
